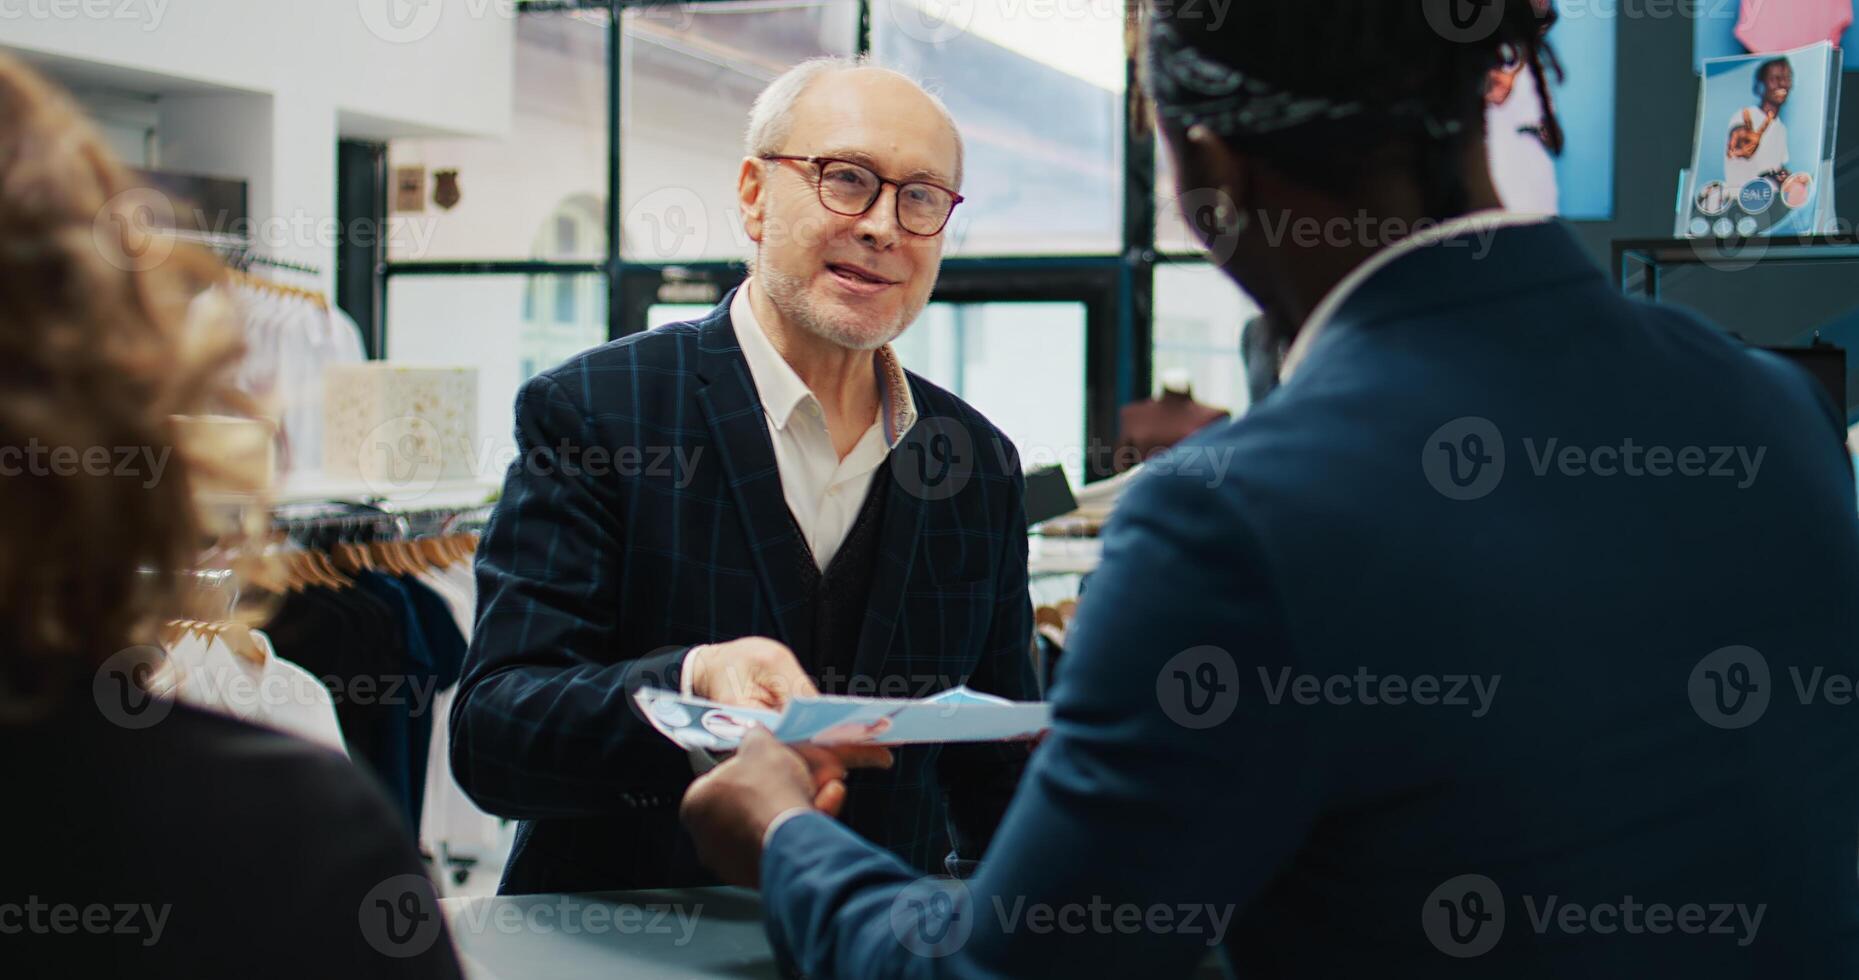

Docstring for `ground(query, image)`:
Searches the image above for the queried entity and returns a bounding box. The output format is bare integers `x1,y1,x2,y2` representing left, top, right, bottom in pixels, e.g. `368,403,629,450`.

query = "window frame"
373,0,1157,483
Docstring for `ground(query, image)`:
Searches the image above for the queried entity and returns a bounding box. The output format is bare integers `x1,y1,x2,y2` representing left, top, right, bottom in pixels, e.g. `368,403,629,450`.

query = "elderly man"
450,57,1036,894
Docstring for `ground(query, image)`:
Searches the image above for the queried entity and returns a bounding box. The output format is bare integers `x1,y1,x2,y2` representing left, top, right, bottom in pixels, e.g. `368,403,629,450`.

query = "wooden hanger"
164,619,265,665
376,539,410,576
387,539,415,576
436,534,463,567
398,539,424,575
332,540,369,576
289,550,316,590
216,623,265,665
284,550,312,590
233,269,328,310
305,546,351,588
300,551,327,590
418,536,449,569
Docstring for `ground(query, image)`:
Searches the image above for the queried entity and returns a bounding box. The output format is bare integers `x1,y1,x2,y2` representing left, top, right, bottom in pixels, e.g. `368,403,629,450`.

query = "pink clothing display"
1736,0,1852,51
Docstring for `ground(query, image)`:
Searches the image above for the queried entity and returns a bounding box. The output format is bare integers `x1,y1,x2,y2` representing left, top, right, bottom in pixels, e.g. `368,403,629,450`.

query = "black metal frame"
1613,234,1859,301
377,0,1168,481
336,139,388,357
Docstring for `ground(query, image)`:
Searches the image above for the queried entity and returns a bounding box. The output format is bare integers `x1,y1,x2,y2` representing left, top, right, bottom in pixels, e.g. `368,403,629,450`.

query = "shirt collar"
731,283,812,431
730,282,919,447
1279,209,1549,382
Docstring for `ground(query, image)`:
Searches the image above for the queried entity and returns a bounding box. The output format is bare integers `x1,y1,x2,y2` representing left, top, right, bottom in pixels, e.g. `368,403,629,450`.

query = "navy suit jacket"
451,290,1036,894
758,221,1859,977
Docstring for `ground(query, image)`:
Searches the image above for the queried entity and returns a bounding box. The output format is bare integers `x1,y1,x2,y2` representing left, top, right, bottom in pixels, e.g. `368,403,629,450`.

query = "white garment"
413,562,504,866
154,631,347,755
1724,106,1791,193
416,564,476,640
1280,211,1551,382
227,284,365,475
1486,67,1561,215
730,282,918,572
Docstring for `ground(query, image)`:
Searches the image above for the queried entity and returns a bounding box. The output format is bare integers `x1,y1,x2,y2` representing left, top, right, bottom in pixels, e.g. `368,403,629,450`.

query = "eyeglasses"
760,154,963,237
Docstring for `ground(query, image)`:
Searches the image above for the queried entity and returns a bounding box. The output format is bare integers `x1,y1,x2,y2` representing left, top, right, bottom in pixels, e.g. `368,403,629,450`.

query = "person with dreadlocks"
677,2,1859,976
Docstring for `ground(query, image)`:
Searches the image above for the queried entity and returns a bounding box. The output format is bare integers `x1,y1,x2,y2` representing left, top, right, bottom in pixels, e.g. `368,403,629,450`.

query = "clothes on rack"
256,518,493,868
263,571,464,831
150,628,346,755
227,271,364,475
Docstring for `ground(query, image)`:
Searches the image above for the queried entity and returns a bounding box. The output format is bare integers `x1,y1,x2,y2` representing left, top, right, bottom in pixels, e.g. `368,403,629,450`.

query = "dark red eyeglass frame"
760,153,964,236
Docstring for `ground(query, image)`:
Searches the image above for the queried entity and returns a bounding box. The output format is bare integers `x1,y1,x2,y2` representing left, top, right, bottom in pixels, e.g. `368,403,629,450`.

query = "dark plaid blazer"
450,289,1036,894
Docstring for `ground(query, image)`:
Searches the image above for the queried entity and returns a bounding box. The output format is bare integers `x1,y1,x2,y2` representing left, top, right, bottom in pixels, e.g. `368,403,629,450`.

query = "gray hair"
743,55,964,188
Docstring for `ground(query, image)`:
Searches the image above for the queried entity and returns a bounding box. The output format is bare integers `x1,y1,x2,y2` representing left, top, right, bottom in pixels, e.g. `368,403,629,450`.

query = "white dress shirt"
676,285,919,722
730,281,917,571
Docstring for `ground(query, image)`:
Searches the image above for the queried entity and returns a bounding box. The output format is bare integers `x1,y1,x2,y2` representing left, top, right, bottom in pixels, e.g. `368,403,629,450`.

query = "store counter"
442,885,1232,978
441,887,778,979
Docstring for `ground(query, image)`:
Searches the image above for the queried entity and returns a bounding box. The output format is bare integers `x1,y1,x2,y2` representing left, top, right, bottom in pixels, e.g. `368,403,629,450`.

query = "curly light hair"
0,53,248,717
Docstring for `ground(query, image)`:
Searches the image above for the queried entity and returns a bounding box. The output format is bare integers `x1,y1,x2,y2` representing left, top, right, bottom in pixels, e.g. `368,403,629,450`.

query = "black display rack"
1613,234,1859,299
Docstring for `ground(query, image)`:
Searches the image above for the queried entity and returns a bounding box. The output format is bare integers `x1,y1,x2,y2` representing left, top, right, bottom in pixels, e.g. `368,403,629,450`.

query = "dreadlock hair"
1147,0,1564,221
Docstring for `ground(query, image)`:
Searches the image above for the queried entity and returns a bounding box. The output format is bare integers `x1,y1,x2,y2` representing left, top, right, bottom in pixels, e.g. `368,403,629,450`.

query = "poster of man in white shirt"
1724,57,1793,193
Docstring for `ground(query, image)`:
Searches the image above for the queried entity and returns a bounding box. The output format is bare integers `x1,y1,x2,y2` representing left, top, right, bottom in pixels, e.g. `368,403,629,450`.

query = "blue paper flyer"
635,686,1051,751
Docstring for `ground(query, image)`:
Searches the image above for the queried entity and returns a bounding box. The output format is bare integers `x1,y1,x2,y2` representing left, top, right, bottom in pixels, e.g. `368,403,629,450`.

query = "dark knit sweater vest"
783,464,891,694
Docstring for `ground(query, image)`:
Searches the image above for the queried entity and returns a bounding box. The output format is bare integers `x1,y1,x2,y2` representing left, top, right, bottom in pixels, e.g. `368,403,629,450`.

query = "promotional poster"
1683,41,1841,238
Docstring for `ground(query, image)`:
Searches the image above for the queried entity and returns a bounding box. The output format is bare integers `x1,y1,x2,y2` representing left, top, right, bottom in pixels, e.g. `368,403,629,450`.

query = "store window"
379,2,1144,486
1152,263,1257,418
386,12,610,263
619,1,858,263
870,0,1124,257
890,300,1088,488
527,194,606,338
647,304,716,330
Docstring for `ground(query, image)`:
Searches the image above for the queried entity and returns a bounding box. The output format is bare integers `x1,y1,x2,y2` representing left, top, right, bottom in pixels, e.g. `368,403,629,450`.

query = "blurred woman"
0,55,461,978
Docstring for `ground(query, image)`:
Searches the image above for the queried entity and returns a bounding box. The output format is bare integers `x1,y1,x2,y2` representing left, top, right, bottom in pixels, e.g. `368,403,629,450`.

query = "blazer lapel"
851,386,928,683
693,293,812,649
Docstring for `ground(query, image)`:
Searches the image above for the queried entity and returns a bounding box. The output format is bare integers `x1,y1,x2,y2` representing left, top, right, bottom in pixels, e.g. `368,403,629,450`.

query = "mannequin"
1113,368,1230,471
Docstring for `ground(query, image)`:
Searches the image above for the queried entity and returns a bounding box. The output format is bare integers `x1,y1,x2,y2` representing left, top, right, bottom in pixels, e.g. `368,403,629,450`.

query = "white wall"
1,0,515,291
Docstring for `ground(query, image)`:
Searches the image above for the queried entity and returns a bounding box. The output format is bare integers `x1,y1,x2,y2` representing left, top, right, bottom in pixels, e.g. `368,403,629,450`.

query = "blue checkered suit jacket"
450,289,1036,894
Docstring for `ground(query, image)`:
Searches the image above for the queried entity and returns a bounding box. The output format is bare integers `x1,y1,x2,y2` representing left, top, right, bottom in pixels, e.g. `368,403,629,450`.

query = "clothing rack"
230,268,328,309
255,498,490,857
137,565,239,604
241,254,323,276
171,229,324,277
274,501,494,547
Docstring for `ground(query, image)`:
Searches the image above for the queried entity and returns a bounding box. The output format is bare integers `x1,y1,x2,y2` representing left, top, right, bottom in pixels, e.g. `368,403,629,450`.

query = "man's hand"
687,637,818,709
681,728,893,887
